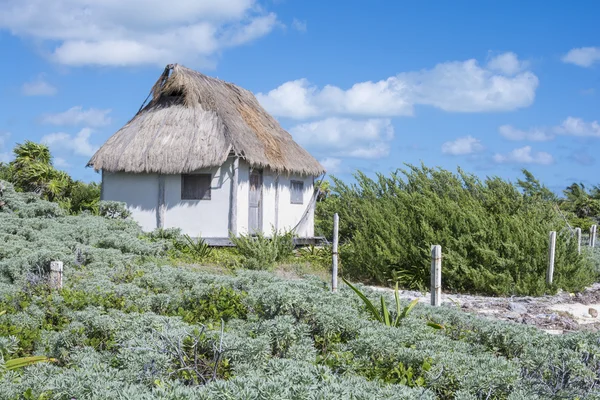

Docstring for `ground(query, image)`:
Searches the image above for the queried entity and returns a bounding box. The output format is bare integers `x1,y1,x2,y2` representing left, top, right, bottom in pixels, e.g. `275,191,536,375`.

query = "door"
248,169,263,234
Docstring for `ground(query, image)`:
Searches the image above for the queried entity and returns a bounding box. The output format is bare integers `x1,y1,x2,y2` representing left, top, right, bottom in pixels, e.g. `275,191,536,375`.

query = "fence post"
49,261,63,290
332,213,339,292
591,225,597,248
575,227,582,255
547,231,556,285
430,245,442,306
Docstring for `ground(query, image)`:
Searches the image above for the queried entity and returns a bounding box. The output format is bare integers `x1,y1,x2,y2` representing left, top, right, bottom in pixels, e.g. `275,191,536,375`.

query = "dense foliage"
0,141,100,215
317,165,597,295
2,182,600,399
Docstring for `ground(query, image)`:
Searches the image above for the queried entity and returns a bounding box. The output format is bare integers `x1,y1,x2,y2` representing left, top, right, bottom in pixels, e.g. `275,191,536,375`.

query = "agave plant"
342,277,419,327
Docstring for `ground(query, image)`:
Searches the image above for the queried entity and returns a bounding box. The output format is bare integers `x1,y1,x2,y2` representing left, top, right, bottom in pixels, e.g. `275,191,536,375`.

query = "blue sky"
0,1,599,193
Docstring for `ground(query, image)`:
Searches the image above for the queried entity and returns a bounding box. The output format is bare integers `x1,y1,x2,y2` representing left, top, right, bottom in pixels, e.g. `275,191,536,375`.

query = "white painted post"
430,245,442,306
49,261,63,290
576,227,582,255
157,174,165,229
332,213,339,292
591,225,597,248
547,231,556,285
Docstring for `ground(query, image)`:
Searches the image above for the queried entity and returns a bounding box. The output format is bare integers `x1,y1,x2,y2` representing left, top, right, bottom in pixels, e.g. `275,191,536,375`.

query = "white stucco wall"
101,171,159,232
272,174,315,237
101,157,316,238
163,159,232,237
236,161,315,238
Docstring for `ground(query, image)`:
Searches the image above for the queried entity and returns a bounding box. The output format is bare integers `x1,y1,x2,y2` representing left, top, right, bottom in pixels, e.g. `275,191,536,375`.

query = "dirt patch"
367,283,600,334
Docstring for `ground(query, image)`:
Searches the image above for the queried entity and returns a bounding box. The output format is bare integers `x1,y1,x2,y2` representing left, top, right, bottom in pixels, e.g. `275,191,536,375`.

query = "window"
181,174,211,200
290,180,304,204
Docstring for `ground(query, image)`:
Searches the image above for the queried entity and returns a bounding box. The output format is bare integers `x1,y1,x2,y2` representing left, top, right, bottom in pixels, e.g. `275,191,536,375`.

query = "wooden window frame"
290,180,304,204
181,173,212,200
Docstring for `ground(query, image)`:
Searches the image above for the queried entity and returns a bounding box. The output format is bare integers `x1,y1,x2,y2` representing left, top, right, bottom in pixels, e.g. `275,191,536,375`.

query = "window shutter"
181,174,211,200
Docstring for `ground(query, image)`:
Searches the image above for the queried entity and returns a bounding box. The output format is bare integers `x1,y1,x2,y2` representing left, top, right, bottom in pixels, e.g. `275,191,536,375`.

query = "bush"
317,165,596,295
230,229,295,270
2,179,600,399
98,201,131,219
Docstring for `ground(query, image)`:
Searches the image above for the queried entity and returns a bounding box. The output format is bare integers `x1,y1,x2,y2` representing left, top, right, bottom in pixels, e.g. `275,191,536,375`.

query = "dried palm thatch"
88,64,325,176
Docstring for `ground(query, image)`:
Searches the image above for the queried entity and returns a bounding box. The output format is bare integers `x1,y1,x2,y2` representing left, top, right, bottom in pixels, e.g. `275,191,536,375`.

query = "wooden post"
547,231,556,285
332,213,339,292
49,261,63,290
576,227,582,255
591,225,597,248
430,245,442,306
157,174,165,229
228,157,239,236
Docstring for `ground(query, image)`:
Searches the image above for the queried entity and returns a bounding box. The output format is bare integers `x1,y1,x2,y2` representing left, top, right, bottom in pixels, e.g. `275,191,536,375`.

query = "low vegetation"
1,182,600,399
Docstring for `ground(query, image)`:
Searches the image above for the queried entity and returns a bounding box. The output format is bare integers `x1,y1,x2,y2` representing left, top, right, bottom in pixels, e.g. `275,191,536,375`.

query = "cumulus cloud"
257,78,412,119
319,157,341,173
498,125,554,141
41,128,98,157
53,157,71,168
41,106,111,127
289,118,394,159
555,117,600,137
257,52,538,119
562,47,600,68
486,52,528,75
22,75,57,96
441,136,484,155
0,0,279,67
493,146,554,165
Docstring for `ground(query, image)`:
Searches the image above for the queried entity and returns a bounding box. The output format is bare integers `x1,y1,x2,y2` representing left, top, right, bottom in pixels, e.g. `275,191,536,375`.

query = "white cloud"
493,146,554,165
486,52,528,75
319,158,341,173
562,47,600,68
257,78,412,119
555,117,600,137
441,136,484,155
292,18,307,32
53,157,70,168
290,118,394,159
498,125,554,141
257,52,538,119
22,75,57,96
41,106,111,127
41,128,98,157
0,0,279,67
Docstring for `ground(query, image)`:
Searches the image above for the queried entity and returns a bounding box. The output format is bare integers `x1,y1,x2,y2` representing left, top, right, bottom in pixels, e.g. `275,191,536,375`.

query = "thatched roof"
87,64,325,176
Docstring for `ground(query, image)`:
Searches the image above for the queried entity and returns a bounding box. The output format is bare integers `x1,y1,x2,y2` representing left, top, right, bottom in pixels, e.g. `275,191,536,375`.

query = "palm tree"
10,141,62,197
561,183,600,219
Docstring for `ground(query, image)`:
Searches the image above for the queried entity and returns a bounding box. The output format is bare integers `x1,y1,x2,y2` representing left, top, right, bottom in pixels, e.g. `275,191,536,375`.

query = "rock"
589,308,598,318
509,302,527,314
506,312,521,320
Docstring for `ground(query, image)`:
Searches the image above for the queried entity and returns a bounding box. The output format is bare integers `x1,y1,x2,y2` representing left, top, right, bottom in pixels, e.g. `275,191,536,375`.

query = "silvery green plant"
1,184,600,399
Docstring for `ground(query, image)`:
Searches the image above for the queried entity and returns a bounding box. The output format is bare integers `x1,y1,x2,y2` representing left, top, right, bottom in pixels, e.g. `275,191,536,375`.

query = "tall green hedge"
317,165,596,295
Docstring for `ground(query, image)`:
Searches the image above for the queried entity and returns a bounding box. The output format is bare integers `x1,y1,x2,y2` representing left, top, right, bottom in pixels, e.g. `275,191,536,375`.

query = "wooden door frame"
248,168,263,234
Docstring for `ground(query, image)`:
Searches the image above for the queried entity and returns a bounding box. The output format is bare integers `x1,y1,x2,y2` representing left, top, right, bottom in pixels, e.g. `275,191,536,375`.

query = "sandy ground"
367,283,600,334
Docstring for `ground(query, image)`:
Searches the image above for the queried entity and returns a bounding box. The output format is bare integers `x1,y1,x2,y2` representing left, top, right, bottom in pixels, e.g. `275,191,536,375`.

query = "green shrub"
98,201,131,219
317,165,595,295
1,183,600,399
169,234,213,262
230,229,294,270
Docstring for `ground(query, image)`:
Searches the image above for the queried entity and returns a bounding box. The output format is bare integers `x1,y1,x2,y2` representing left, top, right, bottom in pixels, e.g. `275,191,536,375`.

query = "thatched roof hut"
88,64,325,176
